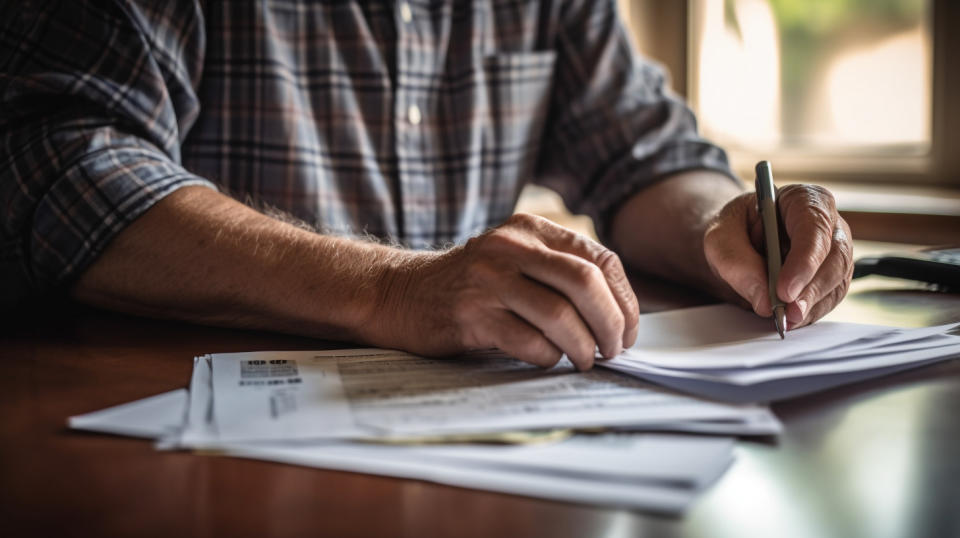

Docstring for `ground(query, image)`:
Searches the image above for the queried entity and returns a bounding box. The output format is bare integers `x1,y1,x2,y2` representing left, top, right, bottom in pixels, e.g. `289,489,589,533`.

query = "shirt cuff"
29,147,218,291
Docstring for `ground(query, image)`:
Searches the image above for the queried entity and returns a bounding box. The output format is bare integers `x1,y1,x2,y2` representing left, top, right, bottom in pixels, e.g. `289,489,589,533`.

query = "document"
66,303,958,513
68,389,187,439
619,304,908,369
185,348,775,444
330,349,762,436
71,388,736,514
603,304,960,402
223,434,732,514
210,350,364,442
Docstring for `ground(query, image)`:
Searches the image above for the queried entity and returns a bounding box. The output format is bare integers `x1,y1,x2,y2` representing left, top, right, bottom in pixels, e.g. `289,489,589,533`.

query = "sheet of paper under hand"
189,348,774,444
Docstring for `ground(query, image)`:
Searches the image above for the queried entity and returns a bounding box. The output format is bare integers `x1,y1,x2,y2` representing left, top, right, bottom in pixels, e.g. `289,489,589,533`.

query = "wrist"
354,245,439,349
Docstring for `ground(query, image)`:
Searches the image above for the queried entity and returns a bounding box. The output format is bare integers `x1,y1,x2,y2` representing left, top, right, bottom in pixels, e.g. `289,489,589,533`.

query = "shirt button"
400,2,412,23
407,104,422,125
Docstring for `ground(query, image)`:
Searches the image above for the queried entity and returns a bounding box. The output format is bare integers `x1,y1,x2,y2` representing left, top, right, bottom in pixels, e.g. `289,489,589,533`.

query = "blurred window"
687,0,932,175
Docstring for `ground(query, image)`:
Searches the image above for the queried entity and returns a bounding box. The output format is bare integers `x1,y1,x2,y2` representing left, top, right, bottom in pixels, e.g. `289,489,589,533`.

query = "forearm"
71,186,423,343
608,170,745,298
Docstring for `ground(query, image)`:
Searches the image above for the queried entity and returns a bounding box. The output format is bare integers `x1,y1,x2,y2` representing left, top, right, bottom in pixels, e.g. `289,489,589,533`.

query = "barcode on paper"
240,359,299,378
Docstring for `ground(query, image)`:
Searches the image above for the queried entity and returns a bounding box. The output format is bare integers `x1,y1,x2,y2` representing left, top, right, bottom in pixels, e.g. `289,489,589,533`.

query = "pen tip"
774,306,786,339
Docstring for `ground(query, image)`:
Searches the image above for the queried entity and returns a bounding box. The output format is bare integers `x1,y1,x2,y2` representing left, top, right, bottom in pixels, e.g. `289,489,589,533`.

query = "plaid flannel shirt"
0,0,732,308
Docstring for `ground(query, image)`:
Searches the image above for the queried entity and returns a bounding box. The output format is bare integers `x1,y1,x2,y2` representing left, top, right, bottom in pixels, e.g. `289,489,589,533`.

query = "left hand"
702,184,854,329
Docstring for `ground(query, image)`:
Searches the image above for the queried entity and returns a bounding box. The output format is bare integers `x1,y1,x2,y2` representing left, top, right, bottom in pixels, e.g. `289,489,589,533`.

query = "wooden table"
2,275,959,538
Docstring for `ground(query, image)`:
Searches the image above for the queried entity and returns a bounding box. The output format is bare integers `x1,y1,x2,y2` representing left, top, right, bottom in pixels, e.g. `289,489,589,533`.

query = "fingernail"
796,299,808,319
787,281,803,302
748,283,764,311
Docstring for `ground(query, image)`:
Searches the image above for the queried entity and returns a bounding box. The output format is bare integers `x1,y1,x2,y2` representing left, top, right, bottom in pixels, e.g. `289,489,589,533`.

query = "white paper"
224,441,712,514
68,389,187,439
210,350,366,442
607,343,960,386
401,433,734,487
637,410,783,436
610,360,945,403
334,349,761,436
194,348,769,443
776,327,960,364
75,381,736,515
176,355,217,447
624,304,902,369
602,304,960,402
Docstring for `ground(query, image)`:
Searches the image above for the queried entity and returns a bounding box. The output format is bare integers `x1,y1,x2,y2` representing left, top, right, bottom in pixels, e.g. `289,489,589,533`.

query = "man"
0,1,852,370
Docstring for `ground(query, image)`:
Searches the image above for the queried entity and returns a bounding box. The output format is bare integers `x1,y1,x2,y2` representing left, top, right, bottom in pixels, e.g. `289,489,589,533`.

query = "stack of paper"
179,349,780,445
69,387,735,512
603,304,960,402
70,349,782,514
70,304,958,513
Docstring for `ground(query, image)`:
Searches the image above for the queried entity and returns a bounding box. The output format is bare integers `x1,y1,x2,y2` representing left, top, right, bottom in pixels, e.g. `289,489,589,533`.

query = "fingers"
785,218,854,327
703,193,772,316
516,249,624,359
704,185,853,328
497,276,598,370
776,185,840,304
789,283,848,330
505,213,639,352
475,310,564,369
594,249,640,348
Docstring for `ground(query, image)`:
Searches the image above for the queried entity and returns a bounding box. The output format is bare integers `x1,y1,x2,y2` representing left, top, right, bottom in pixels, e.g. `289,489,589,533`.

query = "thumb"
703,193,772,316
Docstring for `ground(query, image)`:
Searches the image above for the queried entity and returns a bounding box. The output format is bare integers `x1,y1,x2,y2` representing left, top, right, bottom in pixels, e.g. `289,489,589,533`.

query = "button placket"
395,1,415,243
407,104,421,125
394,1,436,247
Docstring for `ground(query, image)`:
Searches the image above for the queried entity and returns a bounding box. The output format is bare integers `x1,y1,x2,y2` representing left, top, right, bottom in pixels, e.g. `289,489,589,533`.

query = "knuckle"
464,232,489,253
565,229,596,253
595,247,624,276
832,245,852,275
800,280,824,304
477,230,530,258
573,260,605,288
829,283,847,304
782,184,836,222
836,275,851,299
506,212,544,231
808,184,837,208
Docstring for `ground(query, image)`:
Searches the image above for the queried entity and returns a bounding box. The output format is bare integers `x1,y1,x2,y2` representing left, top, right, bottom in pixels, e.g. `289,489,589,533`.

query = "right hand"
377,213,640,370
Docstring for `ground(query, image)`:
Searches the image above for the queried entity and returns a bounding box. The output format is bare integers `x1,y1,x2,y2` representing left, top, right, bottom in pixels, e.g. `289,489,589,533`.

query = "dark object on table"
853,247,960,291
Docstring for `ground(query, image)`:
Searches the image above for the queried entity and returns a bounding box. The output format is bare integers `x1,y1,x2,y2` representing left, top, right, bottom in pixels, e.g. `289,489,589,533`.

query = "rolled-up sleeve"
0,0,215,309
534,0,737,244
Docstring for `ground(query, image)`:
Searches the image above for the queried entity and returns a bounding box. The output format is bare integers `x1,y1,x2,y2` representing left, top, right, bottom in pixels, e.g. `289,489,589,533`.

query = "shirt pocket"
478,51,557,224
481,51,557,155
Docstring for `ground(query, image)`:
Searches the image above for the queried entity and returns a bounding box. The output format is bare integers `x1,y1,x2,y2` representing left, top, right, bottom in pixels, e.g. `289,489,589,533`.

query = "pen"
755,161,787,339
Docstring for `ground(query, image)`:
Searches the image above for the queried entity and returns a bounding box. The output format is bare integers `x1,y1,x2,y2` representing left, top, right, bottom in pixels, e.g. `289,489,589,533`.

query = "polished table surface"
2,275,960,537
